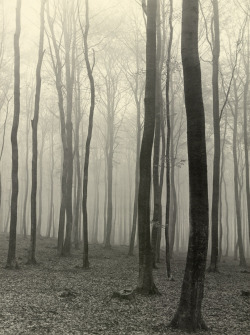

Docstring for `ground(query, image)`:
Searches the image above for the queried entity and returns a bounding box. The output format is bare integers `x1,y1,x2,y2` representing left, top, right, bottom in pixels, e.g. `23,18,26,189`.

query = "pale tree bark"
6,0,21,269
231,79,247,267
62,1,76,255
137,0,159,295
171,0,209,330
242,20,250,242
151,0,162,268
46,3,67,255
46,125,55,238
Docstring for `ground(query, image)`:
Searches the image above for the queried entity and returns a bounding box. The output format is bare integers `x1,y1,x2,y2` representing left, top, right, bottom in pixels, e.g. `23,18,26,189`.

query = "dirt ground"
0,234,249,334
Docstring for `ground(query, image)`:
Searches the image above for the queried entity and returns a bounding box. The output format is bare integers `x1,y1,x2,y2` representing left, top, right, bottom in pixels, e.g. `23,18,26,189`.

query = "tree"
137,0,158,295
79,0,96,268
28,0,46,264
165,0,173,279
170,0,209,330
209,0,221,272
6,0,21,269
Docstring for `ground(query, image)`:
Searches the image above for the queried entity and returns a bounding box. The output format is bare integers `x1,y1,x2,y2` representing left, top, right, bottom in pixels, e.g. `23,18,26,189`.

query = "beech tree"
170,0,209,330
79,0,95,268
137,0,158,295
6,0,21,269
209,0,221,273
28,0,46,264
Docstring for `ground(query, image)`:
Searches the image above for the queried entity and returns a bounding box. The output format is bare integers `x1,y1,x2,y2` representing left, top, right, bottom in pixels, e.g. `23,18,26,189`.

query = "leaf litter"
0,234,249,334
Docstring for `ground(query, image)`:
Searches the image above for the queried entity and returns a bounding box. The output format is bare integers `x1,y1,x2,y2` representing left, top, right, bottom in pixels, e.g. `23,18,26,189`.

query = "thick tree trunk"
6,0,21,269
170,0,209,330
137,0,158,295
209,0,220,273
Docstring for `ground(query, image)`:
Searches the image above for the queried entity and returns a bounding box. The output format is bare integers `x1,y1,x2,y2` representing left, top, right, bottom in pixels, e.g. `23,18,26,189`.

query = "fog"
0,0,249,260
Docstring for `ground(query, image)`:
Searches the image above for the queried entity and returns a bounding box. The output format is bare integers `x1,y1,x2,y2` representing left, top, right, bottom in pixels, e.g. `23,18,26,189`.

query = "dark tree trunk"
137,0,158,295
82,0,95,268
209,0,220,273
165,0,173,279
6,0,21,269
170,0,209,330
28,0,45,264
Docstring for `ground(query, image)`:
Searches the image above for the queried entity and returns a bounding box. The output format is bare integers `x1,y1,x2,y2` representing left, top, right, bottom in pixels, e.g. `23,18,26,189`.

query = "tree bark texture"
6,0,21,268
209,0,220,272
82,0,95,267
170,0,209,330
137,0,158,295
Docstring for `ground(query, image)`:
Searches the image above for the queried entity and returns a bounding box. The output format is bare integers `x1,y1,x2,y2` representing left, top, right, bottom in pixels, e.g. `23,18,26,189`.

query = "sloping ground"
0,234,249,335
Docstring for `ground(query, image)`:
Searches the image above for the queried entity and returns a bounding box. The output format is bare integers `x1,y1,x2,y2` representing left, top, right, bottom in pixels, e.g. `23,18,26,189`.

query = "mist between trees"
0,0,249,332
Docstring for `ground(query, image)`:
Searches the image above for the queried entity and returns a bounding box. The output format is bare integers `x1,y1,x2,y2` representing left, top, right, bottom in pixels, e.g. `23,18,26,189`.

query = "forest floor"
0,234,249,335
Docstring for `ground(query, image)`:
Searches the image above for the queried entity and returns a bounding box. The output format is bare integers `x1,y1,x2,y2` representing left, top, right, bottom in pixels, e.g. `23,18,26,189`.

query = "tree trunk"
171,0,209,330
232,80,247,267
82,0,95,267
46,5,67,255
152,0,162,268
37,131,45,237
62,4,75,255
209,0,220,273
243,25,250,242
46,130,54,238
22,112,30,238
137,0,158,295
6,0,21,269
28,0,45,264
165,0,173,279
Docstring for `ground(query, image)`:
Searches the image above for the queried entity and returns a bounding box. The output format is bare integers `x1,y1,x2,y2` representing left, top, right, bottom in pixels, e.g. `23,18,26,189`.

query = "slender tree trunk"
22,114,30,238
63,4,75,255
209,0,220,272
6,0,21,269
171,0,209,330
46,6,67,255
232,81,247,268
243,24,250,242
223,175,229,257
152,0,162,268
46,130,54,238
37,132,45,237
128,102,141,254
165,0,173,279
82,0,95,267
28,0,45,264
137,0,158,295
